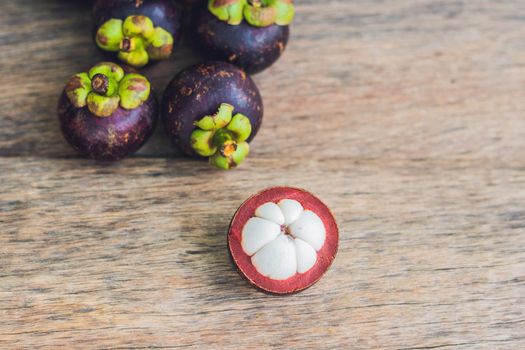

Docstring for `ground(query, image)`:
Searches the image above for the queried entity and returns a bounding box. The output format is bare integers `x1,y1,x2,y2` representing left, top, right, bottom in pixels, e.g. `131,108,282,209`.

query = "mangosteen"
228,187,339,294
162,61,263,170
57,62,158,161
193,0,295,74
92,0,182,68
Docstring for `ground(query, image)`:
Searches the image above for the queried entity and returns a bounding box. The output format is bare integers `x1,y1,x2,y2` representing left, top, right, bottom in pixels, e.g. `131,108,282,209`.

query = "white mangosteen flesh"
241,199,327,280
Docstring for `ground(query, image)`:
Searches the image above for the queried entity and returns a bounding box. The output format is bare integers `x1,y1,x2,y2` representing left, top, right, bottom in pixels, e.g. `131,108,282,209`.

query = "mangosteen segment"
96,14,174,67
228,187,339,294
64,62,151,118
241,199,326,280
190,103,252,170
208,0,295,27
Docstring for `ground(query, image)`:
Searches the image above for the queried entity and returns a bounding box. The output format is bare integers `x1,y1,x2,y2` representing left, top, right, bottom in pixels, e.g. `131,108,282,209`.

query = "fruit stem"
221,141,238,157
91,74,109,95
120,37,133,52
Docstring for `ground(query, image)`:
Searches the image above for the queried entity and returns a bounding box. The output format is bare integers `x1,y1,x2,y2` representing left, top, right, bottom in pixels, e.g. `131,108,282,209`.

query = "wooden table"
1,0,524,348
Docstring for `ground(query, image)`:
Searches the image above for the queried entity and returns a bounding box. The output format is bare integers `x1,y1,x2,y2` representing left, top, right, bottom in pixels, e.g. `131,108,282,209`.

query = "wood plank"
1,157,524,348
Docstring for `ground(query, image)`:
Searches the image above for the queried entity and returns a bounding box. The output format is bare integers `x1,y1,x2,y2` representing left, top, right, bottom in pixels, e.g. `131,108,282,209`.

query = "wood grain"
1,0,524,348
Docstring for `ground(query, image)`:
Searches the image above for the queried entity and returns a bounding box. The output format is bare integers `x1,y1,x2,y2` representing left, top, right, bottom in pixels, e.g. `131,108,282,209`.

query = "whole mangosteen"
92,0,182,68
193,0,295,74
58,62,158,161
162,61,263,170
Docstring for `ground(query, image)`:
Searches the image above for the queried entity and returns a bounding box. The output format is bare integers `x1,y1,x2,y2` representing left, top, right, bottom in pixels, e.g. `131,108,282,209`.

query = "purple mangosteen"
92,0,182,68
162,61,263,170
193,0,295,74
57,62,158,161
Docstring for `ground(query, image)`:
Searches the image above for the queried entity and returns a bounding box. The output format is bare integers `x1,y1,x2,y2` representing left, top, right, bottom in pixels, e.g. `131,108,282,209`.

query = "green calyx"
190,103,252,170
208,0,295,27
96,15,174,68
64,62,151,117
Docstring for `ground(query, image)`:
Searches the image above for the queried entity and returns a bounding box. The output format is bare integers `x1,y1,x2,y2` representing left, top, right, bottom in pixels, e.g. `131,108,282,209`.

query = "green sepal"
210,142,250,170
208,0,246,25
232,141,250,164
226,113,252,142
118,49,149,68
272,0,295,25
210,0,294,27
213,128,234,146
191,129,218,157
243,4,277,27
96,19,124,52
194,103,234,131
123,15,155,39
65,73,92,108
146,27,174,60
104,77,118,97
87,92,120,117
210,154,229,170
118,73,151,110
88,62,124,83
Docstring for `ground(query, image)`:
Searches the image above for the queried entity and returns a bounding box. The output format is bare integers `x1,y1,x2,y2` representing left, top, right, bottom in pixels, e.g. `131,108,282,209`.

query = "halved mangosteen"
57,62,158,161
92,0,182,68
193,0,295,74
228,187,339,294
162,61,263,170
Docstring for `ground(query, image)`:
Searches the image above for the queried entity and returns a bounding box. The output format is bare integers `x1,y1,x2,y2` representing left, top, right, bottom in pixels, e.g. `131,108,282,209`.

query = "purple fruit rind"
193,9,289,74
58,91,158,161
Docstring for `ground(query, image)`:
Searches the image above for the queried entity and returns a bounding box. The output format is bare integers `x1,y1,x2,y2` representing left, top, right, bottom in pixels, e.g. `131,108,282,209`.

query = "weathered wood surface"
1,0,525,348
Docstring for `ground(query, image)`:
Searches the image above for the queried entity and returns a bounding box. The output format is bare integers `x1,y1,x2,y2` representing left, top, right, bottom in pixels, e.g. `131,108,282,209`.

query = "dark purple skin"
193,8,289,74
58,92,158,161
162,61,263,157
174,0,202,7
92,0,183,44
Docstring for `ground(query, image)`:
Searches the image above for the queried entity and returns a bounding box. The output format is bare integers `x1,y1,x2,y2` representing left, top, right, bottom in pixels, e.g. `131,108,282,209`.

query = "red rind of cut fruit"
228,187,339,294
